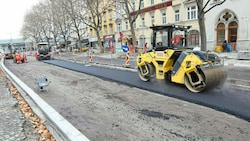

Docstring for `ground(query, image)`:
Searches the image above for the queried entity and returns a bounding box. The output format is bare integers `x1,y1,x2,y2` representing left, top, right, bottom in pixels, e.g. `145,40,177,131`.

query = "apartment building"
87,1,116,50
113,0,250,51
114,0,200,50
90,0,249,52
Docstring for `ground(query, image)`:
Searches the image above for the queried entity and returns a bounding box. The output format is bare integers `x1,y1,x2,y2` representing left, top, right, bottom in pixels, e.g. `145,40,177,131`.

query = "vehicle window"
155,30,168,46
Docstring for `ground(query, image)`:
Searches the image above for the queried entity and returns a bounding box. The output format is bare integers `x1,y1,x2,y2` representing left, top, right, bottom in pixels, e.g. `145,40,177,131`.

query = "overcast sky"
0,0,39,40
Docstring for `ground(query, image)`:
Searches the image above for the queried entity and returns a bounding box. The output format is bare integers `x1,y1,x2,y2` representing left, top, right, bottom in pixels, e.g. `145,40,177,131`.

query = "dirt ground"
4,56,250,141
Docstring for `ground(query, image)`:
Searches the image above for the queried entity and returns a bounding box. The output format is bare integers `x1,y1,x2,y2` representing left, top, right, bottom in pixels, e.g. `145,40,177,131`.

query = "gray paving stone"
0,74,39,140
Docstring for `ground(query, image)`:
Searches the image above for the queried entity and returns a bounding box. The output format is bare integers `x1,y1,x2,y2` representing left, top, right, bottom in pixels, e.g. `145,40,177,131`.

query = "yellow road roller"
136,24,227,93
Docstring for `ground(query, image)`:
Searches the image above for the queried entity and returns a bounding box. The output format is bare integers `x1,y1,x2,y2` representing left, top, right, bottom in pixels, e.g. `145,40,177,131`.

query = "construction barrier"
72,52,76,61
123,52,130,67
58,52,62,59
89,52,93,63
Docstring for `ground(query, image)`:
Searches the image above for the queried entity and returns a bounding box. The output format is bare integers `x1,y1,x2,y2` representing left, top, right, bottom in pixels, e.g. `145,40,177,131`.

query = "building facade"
87,0,116,50
206,0,250,51
114,0,201,51
95,0,250,52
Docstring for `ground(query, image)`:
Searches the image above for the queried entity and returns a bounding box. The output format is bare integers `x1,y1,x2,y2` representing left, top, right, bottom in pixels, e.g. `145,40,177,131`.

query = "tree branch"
204,0,226,14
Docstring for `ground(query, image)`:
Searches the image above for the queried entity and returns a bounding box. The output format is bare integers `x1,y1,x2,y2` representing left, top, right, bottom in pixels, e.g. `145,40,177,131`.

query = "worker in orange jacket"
34,51,38,60
23,52,27,63
16,53,22,64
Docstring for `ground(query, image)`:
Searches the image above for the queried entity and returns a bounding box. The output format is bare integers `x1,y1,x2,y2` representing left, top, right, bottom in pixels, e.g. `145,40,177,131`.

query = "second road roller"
136,24,227,93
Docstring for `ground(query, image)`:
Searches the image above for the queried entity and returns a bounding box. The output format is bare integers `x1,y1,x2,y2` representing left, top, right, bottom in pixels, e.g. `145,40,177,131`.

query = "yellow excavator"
136,24,227,93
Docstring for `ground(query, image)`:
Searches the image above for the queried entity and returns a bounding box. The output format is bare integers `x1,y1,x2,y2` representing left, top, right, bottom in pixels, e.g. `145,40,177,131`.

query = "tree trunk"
198,11,207,51
197,0,207,51
130,23,137,51
96,30,104,53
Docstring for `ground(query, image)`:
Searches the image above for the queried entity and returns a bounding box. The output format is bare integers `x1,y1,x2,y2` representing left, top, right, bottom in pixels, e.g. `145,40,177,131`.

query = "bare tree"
47,0,60,48
196,0,226,51
50,0,72,51
21,13,41,43
83,0,116,53
122,0,142,49
22,1,55,47
63,0,87,49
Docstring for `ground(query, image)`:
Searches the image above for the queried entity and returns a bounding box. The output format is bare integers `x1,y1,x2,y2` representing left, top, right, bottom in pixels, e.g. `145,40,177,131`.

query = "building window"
162,13,166,24
141,17,145,27
151,15,155,26
117,23,122,32
139,35,146,48
189,30,199,46
132,1,135,10
151,0,154,5
109,24,113,33
175,10,180,22
90,29,93,36
133,22,136,29
125,21,129,30
103,12,106,21
187,6,197,20
104,25,107,34
109,10,112,19
99,30,102,36
216,23,225,43
228,21,238,43
141,0,144,8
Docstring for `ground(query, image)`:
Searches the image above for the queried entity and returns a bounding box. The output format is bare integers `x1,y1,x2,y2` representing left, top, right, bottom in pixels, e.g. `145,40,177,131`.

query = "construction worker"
16,53,22,64
110,44,115,53
23,52,27,63
143,42,147,52
129,43,135,54
34,51,38,60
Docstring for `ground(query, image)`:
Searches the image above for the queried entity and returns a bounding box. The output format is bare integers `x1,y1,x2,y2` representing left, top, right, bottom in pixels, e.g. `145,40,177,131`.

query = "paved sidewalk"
0,69,39,140
215,51,250,67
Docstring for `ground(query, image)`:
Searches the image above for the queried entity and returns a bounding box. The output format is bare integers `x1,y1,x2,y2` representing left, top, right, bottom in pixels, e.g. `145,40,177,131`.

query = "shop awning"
105,35,113,41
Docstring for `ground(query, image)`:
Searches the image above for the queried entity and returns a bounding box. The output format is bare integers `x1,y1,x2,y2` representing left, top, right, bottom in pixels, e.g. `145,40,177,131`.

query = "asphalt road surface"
4,56,250,141
43,60,250,121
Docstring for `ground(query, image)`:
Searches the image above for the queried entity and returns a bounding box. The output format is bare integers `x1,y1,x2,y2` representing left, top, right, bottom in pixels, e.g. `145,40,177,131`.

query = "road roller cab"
136,24,227,93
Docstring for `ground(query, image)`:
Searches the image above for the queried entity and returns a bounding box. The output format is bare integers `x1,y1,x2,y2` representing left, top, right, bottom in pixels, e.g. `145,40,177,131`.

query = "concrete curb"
1,58,90,141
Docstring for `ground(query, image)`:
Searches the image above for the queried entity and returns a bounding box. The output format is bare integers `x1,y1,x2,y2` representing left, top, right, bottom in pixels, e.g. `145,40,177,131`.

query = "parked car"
81,46,89,52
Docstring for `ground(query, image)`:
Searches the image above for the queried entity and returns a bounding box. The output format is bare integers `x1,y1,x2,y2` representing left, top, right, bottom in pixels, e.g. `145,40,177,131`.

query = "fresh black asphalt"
44,60,250,122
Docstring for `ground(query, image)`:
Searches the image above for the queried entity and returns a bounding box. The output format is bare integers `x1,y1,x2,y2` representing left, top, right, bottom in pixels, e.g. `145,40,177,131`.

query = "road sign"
122,45,129,52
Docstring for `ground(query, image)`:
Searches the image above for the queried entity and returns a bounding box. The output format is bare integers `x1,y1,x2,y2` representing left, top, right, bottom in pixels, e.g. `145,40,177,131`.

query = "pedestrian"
129,43,135,54
222,40,227,52
110,44,115,53
144,42,147,52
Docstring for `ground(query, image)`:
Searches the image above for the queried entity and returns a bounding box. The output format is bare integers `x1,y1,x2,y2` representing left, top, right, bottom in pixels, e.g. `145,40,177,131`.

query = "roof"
0,38,33,44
